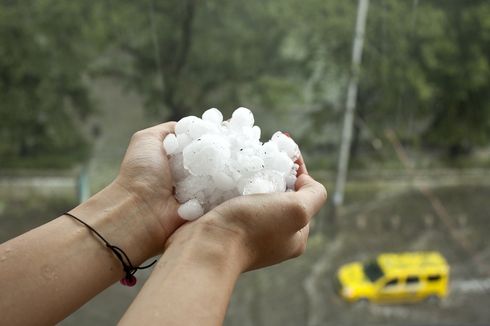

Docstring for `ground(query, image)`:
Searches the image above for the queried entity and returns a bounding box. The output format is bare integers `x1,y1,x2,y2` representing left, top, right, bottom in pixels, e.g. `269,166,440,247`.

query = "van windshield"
363,260,384,282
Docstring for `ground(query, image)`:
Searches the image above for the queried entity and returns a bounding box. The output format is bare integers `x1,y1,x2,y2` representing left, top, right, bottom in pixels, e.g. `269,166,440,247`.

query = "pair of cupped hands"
114,122,327,272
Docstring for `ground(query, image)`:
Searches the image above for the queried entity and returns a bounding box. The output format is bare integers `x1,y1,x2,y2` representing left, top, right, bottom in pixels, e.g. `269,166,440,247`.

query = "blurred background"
1,0,489,325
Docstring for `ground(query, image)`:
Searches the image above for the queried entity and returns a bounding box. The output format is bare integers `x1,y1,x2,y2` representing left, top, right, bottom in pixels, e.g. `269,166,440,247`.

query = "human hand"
120,156,326,325
112,122,184,255
165,156,327,272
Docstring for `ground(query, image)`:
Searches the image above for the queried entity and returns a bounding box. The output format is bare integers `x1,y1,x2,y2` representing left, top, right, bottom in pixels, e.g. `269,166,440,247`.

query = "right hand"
165,157,327,272
114,122,184,256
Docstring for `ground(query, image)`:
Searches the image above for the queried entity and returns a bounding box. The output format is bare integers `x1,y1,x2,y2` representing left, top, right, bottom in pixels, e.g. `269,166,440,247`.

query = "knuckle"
131,130,145,141
292,241,307,258
320,183,328,201
289,200,309,226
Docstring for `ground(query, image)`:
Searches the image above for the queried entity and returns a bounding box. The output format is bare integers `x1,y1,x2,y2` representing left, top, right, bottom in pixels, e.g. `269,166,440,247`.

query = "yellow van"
334,251,449,303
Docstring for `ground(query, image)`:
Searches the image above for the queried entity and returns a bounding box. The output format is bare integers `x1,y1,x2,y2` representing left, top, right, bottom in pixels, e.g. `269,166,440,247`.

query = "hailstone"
163,107,300,220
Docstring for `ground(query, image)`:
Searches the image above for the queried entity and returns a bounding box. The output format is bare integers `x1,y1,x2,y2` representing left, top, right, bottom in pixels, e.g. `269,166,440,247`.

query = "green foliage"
417,1,490,156
99,1,308,124
356,0,490,157
1,0,489,169
0,0,106,168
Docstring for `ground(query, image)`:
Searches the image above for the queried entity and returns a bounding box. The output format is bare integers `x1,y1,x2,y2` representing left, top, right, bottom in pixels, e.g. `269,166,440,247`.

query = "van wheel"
426,295,440,304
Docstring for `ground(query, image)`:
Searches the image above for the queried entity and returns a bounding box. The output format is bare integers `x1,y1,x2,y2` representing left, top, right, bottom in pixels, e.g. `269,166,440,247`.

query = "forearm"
0,181,159,325
120,223,243,326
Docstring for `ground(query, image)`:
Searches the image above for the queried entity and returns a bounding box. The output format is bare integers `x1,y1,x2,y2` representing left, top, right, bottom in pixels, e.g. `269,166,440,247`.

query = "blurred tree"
97,0,357,161
416,0,490,157
0,0,106,168
2,0,489,169
99,0,199,120
100,0,333,130
355,0,490,158
102,0,490,160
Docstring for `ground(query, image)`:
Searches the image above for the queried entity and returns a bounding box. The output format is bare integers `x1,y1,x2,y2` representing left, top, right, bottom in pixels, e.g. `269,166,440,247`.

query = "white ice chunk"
242,126,262,141
175,116,201,135
178,199,204,221
176,133,192,150
183,134,230,176
237,155,264,173
188,119,217,140
262,141,280,157
271,131,300,160
213,172,235,191
264,151,294,175
166,107,303,220
230,107,254,128
243,178,275,195
243,170,286,195
202,108,223,125
175,175,212,203
252,125,261,140
163,134,179,155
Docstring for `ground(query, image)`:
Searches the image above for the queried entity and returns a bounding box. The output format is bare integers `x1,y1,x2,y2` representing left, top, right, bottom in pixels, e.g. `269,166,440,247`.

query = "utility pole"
333,0,370,207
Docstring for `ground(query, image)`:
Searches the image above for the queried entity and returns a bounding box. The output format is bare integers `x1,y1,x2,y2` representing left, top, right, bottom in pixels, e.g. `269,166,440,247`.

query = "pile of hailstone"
163,107,300,221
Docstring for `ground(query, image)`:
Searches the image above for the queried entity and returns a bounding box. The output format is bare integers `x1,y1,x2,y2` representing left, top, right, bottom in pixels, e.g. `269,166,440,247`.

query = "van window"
384,278,398,288
406,276,420,285
428,275,441,282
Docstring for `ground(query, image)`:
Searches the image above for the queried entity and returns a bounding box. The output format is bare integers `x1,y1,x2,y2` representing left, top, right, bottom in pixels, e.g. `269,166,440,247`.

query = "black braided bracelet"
64,212,156,287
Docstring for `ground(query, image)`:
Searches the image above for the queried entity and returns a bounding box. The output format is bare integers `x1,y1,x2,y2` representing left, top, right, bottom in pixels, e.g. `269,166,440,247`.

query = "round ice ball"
230,107,254,128
251,126,261,139
178,199,204,221
163,134,179,155
271,131,300,160
175,116,201,135
202,108,223,125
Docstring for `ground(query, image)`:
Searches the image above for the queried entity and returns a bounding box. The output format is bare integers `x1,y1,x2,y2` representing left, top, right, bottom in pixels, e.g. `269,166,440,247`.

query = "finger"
295,152,308,176
292,224,310,258
294,173,327,218
297,223,310,245
144,121,177,140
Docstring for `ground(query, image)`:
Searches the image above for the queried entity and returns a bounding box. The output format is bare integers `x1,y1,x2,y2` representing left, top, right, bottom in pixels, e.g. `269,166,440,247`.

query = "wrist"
164,219,246,277
121,215,243,325
69,181,165,267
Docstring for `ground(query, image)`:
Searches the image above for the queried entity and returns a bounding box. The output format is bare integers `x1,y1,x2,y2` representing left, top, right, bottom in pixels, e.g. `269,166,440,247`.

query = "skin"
120,171,326,326
0,122,327,326
0,122,181,325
